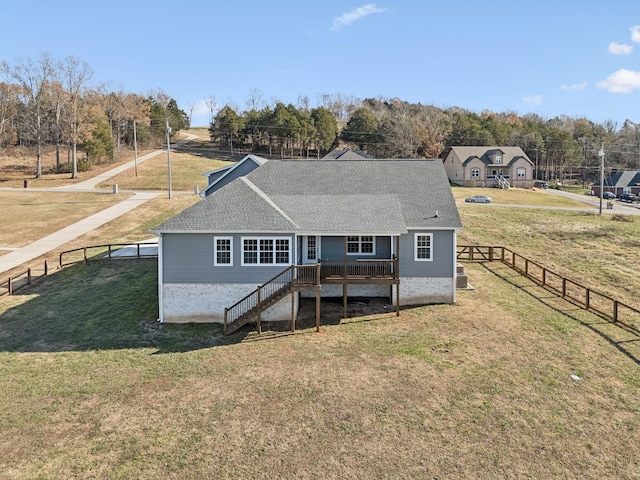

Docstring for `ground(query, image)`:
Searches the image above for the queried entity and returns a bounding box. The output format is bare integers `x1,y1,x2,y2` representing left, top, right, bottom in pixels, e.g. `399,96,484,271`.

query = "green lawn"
1,150,640,478
0,254,639,478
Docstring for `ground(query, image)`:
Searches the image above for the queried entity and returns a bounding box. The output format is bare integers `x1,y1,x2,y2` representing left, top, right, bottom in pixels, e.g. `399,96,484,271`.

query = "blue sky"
2,1,640,128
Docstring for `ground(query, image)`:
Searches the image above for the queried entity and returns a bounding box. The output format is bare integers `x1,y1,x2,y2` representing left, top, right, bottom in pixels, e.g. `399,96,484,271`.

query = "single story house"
152,155,462,334
443,146,534,188
591,171,640,197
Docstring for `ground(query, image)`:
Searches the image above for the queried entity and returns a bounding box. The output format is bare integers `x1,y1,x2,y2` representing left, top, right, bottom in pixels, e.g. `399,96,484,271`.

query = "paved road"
459,188,640,216
55,133,197,191
0,133,198,275
544,188,640,215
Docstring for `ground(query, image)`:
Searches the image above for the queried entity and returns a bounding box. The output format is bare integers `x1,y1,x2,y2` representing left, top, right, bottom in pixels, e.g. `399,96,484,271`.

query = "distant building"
322,147,373,160
443,146,534,189
591,171,640,197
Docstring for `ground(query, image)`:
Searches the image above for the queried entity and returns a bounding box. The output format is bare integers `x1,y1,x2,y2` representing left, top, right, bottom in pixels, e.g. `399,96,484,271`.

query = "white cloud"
608,42,634,55
331,4,387,31
522,95,543,106
631,25,640,43
561,81,587,92
597,69,640,93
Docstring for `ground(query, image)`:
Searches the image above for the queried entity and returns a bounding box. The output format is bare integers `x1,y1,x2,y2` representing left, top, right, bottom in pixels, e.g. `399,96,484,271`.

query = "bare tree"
1,53,56,177
187,102,197,125
245,88,265,112
0,81,20,149
60,56,94,178
204,96,218,124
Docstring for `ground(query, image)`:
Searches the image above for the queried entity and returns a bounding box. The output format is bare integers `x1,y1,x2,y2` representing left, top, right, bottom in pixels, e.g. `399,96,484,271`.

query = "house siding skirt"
396,277,455,305
162,283,297,324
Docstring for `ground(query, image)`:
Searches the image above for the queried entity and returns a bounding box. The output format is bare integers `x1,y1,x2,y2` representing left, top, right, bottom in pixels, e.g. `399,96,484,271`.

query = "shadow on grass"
0,259,239,354
0,259,407,352
479,262,640,365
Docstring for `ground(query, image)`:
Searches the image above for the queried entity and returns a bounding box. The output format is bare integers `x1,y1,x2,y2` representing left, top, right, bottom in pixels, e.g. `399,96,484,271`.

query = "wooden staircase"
495,175,510,189
224,264,320,335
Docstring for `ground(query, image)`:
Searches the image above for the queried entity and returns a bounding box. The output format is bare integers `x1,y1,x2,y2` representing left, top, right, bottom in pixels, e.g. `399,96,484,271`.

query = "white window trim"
346,235,376,256
517,167,526,178
241,236,291,266
471,167,480,179
494,155,502,164
414,233,433,262
214,236,233,266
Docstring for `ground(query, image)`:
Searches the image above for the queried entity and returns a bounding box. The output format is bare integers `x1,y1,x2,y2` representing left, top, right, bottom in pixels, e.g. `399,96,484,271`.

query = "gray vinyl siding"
319,236,391,260
162,233,294,284
206,168,230,186
398,230,454,278
204,160,261,196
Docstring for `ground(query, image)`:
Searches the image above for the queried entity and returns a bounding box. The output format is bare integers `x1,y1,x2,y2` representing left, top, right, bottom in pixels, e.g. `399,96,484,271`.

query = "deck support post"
396,282,400,317
291,290,295,332
315,287,321,332
343,283,348,319
256,286,262,334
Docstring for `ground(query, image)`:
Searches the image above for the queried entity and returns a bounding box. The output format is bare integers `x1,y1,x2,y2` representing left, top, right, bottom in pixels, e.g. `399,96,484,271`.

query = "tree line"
210,94,640,183
0,53,189,178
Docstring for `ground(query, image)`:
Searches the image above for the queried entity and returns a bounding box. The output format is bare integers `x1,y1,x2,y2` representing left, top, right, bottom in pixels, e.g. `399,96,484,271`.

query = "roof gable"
201,154,268,196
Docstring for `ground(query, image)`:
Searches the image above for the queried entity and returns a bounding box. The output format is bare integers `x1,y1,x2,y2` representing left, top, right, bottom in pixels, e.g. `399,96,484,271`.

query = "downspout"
157,233,164,322
452,229,457,303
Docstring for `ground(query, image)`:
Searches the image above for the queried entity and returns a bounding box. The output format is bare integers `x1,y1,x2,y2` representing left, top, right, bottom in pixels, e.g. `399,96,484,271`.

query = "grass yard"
0,146,158,189
0,191,132,248
95,130,238,191
451,185,592,208
2,139,640,478
0,259,639,479
458,205,640,309
95,149,234,192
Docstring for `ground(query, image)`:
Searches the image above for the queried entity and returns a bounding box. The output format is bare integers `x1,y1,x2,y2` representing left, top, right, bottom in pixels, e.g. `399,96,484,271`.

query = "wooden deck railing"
224,264,320,334
319,258,397,280
457,245,640,336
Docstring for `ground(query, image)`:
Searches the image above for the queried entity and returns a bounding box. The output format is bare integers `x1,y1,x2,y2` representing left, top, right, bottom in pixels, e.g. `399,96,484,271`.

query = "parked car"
534,181,548,189
602,191,616,199
465,195,493,203
619,192,639,203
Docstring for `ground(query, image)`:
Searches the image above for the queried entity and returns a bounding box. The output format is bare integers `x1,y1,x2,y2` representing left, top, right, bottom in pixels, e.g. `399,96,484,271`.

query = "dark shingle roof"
595,170,640,188
321,148,373,160
153,159,461,234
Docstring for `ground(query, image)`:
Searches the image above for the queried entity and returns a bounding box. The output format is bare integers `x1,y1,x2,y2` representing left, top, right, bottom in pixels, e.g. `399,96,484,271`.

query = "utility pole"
133,120,138,177
598,142,605,216
166,119,173,199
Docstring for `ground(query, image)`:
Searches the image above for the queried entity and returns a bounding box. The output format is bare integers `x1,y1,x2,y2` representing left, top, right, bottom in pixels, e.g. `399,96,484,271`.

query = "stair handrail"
224,264,320,332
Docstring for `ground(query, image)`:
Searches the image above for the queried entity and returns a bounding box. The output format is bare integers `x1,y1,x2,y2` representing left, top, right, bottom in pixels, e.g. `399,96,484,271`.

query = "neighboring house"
322,147,373,160
443,146,534,188
591,171,640,197
152,155,462,334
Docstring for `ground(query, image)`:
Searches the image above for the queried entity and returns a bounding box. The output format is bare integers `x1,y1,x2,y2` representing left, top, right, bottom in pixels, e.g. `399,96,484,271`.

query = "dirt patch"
261,296,394,332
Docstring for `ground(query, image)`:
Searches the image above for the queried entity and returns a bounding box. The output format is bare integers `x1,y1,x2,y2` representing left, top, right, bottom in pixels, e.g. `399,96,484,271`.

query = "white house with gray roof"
444,146,534,188
152,155,462,333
